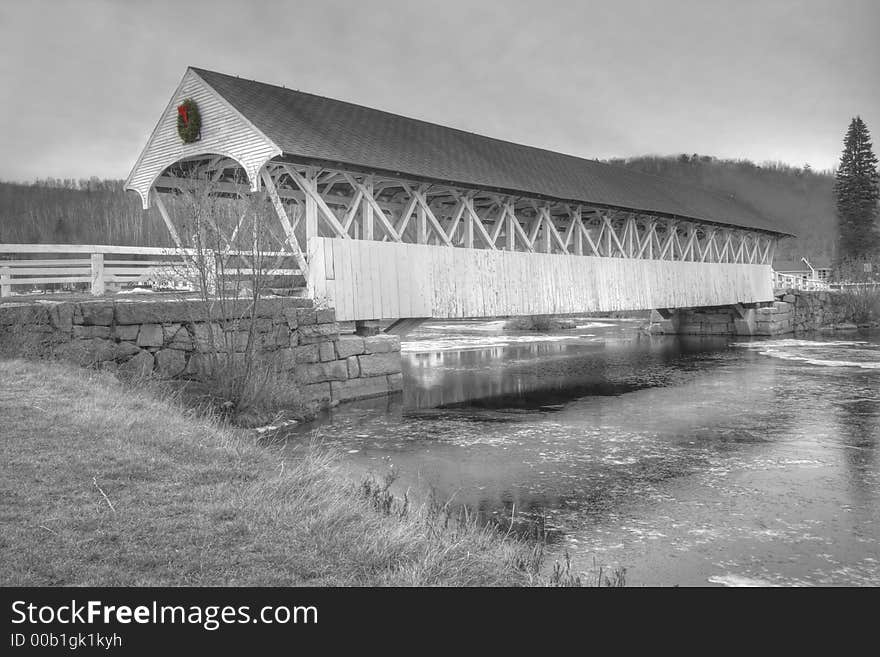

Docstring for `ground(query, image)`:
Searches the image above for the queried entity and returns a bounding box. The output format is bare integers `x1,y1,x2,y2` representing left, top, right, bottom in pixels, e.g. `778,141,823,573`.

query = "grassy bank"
0,358,546,586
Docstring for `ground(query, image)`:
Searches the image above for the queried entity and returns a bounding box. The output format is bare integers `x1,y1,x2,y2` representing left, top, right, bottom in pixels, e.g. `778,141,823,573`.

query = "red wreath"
176,98,201,143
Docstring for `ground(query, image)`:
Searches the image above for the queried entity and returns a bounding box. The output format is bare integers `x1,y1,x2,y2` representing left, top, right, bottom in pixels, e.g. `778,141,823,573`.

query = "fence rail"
0,244,300,297
771,270,880,292
771,270,830,291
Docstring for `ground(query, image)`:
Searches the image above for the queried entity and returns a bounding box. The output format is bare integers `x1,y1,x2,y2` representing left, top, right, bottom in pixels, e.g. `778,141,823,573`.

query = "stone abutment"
0,297,402,408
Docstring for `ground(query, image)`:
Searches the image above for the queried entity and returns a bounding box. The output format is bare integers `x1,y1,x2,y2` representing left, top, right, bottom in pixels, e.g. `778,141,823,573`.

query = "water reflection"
405,329,731,410
288,321,880,586
834,378,879,514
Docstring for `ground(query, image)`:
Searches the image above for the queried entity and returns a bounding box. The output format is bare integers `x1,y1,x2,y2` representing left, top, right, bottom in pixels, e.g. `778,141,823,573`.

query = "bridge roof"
192,68,791,236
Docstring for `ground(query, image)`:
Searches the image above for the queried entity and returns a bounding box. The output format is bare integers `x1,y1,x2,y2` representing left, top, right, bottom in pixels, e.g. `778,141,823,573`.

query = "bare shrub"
833,257,880,324
158,162,305,422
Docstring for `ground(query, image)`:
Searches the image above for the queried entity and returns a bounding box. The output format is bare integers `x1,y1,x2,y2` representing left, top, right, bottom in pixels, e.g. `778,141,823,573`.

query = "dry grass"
0,358,546,586
835,287,880,325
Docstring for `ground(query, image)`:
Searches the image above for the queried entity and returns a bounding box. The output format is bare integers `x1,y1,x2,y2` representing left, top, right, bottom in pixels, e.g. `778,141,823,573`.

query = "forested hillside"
0,157,837,267
0,178,172,246
606,155,836,267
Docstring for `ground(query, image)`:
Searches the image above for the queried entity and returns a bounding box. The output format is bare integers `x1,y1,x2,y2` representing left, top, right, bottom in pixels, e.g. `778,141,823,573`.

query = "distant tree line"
0,178,172,246
605,154,837,268
0,153,856,272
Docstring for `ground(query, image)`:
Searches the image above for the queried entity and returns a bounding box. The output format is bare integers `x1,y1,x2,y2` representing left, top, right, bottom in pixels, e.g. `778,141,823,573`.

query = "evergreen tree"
834,116,880,261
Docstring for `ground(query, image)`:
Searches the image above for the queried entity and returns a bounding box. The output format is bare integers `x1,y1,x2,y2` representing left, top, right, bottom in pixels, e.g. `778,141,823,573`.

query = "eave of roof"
191,67,794,237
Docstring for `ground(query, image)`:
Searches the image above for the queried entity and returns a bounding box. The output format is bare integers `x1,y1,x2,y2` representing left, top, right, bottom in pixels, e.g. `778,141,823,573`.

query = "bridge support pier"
731,303,757,336
649,304,759,336
355,320,382,336
649,308,681,334
385,318,428,337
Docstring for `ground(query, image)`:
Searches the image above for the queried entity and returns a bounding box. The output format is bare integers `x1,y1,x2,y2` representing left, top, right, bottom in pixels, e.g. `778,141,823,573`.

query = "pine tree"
834,116,880,261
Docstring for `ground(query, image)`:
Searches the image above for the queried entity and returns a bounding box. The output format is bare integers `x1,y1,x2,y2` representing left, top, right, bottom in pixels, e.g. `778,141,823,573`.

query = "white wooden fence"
771,270,830,291
770,270,880,292
0,244,299,297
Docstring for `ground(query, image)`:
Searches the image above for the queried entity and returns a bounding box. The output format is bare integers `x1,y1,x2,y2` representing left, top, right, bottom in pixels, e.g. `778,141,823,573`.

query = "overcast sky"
1,0,877,182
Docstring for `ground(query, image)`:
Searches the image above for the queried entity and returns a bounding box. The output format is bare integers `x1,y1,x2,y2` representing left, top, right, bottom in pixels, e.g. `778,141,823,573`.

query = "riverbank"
0,358,546,586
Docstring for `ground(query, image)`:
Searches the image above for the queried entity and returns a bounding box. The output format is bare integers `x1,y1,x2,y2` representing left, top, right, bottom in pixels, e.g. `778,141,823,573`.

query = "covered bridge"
126,67,791,321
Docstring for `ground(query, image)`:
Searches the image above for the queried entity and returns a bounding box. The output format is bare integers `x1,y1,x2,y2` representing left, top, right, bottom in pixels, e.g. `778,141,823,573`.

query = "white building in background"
774,256,832,285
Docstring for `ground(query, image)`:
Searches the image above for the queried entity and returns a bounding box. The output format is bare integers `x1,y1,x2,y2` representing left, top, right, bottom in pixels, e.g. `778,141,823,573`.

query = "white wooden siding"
125,69,281,209
309,237,774,321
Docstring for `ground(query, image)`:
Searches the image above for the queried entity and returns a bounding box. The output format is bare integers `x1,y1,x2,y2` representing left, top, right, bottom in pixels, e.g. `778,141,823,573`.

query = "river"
287,318,880,586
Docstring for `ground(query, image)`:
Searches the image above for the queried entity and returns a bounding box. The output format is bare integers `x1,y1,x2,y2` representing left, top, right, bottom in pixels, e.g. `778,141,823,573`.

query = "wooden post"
541,207,552,253
506,204,515,251
464,198,474,248
362,177,374,241
90,253,105,296
305,171,318,241
416,204,427,244
0,266,10,297
605,217,612,256
626,218,635,256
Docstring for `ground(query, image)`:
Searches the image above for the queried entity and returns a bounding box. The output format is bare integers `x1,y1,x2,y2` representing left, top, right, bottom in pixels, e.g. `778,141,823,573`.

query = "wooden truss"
152,156,778,282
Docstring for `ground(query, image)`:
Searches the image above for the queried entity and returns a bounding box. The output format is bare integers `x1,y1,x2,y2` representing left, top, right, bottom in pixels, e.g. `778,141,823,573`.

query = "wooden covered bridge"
126,67,790,324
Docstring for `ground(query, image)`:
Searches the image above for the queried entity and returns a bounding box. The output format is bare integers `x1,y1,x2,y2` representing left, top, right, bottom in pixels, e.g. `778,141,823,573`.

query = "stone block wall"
0,297,402,407
648,289,872,337
754,290,867,335
662,307,739,335
753,301,793,336
649,306,748,336
775,290,857,332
